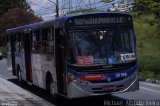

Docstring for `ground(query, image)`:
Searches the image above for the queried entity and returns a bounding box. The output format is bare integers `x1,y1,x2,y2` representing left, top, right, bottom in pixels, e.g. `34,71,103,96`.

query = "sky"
28,0,132,20
28,0,56,20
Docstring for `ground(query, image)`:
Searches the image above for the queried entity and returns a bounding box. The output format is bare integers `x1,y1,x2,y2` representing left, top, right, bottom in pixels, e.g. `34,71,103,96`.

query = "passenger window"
47,27,54,54
32,27,54,54
32,30,41,53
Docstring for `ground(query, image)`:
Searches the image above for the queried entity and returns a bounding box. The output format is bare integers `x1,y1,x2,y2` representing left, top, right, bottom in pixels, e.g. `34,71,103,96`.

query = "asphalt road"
0,59,160,106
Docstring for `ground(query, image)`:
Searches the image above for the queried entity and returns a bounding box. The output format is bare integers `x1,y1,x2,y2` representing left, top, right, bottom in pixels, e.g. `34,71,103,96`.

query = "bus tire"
49,77,57,97
17,66,22,84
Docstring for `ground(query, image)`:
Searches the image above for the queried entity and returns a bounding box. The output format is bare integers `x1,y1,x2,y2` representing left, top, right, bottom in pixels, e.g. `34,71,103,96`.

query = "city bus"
6,12,139,98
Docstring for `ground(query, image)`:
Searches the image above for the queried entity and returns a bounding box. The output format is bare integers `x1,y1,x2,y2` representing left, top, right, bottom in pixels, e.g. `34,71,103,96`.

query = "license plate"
103,86,114,91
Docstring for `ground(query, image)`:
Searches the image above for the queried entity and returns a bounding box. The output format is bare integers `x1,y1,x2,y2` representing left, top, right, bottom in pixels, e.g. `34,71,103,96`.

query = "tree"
120,0,125,4
101,0,114,3
0,8,42,45
0,8,42,29
0,0,36,46
133,0,160,20
0,0,31,16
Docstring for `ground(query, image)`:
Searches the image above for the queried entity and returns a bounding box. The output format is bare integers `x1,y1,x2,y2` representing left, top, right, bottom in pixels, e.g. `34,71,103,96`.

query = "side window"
32,30,41,53
21,33,24,51
14,34,16,52
32,27,54,54
41,28,48,53
14,33,22,52
46,27,54,54
17,33,21,52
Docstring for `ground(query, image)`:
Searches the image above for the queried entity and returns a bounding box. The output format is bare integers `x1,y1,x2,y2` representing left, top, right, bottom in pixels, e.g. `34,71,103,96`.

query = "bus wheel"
18,67,22,83
49,77,56,96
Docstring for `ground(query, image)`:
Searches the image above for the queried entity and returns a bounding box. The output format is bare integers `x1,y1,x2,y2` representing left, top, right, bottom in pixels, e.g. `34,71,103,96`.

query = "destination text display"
69,16,131,26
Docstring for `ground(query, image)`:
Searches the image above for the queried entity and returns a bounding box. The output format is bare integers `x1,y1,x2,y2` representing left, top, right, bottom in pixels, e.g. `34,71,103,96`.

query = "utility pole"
56,0,59,18
48,0,59,18
69,0,71,13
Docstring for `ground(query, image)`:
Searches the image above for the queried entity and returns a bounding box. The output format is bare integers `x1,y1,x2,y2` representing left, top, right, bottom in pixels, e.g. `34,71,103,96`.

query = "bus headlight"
68,72,76,80
76,77,82,84
81,80,88,86
74,77,88,86
68,72,88,86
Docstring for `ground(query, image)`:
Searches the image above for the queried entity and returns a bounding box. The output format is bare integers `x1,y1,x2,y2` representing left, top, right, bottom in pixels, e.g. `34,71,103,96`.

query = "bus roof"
54,12,131,22
6,12,131,34
63,12,130,19
6,19,54,34
54,12,132,28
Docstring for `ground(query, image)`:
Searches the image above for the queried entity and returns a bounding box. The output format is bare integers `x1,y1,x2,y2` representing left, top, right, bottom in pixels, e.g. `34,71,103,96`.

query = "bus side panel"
30,27,58,90
41,54,57,89
15,51,27,81
31,53,43,88
31,52,57,89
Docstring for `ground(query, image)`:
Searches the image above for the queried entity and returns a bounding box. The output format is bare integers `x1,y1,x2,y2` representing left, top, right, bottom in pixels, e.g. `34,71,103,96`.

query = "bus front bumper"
66,73,139,98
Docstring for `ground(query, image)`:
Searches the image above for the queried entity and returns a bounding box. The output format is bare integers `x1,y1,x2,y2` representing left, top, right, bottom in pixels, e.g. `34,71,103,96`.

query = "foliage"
0,0,31,16
0,8,42,30
101,0,114,3
0,8,42,46
120,0,125,4
133,14,160,80
133,0,160,20
0,46,6,58
0,0,40,46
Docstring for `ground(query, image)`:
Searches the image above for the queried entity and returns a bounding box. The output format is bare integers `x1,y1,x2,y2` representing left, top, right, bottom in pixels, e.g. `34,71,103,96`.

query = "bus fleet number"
115,72,127,78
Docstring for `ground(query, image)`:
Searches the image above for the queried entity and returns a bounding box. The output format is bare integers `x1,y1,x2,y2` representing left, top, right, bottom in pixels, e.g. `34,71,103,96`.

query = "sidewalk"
0,77,55,106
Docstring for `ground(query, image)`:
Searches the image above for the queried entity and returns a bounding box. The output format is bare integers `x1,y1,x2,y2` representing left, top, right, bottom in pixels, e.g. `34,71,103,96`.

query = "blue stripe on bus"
67,65,137,80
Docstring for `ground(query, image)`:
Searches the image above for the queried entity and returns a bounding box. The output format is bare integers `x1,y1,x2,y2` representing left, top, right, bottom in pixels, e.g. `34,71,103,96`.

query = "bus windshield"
68,29,136,66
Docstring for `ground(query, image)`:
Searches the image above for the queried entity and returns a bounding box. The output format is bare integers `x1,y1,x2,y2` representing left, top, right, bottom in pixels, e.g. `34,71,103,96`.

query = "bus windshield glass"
68,29,136,66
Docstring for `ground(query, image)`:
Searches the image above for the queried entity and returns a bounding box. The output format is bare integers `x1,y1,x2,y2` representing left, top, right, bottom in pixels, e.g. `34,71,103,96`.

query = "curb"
139,77,160,84
0,77,55,106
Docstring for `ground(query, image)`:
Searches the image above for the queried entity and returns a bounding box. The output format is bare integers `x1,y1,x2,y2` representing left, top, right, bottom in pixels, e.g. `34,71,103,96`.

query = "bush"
133,14,160,80
0,46,6,58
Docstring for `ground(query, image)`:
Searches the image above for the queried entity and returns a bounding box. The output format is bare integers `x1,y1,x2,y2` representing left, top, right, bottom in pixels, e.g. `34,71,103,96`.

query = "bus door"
55,29,66,95
24,30,32,83
10,35,16,76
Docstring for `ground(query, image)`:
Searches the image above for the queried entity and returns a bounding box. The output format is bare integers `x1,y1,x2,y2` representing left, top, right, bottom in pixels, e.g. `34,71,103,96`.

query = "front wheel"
17,67,22,84
49,77,57,97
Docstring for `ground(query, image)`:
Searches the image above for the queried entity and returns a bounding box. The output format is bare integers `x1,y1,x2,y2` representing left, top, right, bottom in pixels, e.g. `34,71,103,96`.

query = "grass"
133,13,160,80
139,70,160,80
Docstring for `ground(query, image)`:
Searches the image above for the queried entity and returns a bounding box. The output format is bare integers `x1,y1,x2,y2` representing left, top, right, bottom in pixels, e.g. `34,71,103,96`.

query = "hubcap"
18,71,22,81
50,81,55,96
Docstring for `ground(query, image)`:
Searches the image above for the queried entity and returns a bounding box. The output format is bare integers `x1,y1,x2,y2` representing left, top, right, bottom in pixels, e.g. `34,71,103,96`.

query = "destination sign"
68,16,131,26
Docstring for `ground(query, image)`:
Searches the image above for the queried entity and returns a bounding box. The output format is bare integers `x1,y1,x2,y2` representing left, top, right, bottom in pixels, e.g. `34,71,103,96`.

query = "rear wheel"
17,66,22,84
48,77,57,97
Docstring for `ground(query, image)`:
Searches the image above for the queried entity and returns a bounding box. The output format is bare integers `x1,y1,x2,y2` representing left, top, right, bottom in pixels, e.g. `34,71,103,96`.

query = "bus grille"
92,85,124,94
89,77,125,83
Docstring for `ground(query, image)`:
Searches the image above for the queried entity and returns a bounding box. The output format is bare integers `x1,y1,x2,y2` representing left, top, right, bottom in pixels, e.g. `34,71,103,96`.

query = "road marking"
140,87,160,94
141,82,160,88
